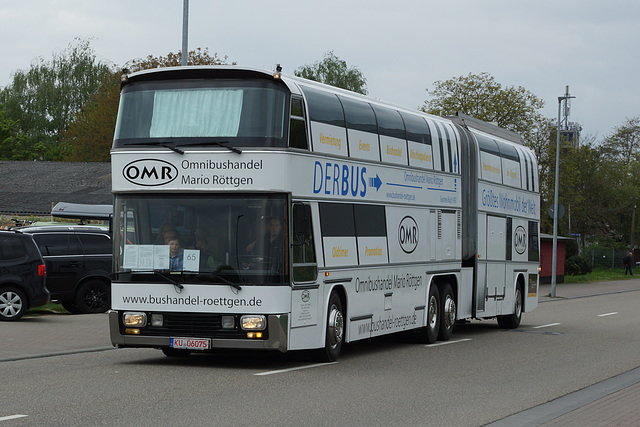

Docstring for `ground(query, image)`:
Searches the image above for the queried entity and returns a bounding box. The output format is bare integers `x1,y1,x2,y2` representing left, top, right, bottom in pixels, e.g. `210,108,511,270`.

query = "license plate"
170,337,210,350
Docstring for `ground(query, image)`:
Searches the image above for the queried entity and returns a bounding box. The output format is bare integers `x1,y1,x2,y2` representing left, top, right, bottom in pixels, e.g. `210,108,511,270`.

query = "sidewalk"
488,278,640,426
538,278,640,302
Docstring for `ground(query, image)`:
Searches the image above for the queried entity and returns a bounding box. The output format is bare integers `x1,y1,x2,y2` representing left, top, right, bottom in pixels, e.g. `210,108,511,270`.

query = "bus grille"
135,313,259,340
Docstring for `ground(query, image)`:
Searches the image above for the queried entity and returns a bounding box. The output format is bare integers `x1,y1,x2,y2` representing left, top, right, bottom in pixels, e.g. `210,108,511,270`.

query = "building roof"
0,161,111,216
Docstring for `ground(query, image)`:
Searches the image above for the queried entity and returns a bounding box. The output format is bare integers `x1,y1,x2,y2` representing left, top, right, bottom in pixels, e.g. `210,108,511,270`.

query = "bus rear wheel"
439,283,455,341
497,282,524,329
417,285,440,344
317,292,344,362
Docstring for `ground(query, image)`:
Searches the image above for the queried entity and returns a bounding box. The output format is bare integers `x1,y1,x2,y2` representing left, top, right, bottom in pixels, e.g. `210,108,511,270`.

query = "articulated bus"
109,66,540,361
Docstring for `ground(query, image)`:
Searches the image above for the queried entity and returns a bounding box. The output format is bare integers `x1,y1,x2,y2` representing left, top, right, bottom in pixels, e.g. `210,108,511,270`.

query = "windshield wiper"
179,140,242,154
209,271,242,292
124,141,185,155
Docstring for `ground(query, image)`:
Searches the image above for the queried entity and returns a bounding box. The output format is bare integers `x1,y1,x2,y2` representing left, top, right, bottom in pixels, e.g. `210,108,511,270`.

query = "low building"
539,233,574,284
0,161,111,217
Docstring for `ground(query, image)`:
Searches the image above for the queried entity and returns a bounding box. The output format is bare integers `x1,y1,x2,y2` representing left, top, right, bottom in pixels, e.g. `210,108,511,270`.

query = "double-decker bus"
109,66,540,361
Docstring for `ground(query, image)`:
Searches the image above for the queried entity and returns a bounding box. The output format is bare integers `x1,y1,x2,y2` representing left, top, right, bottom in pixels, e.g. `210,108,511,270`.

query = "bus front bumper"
108,311,289,353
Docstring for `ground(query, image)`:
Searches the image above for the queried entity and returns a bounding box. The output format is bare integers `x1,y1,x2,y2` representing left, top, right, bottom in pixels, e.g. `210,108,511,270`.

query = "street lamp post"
182,0,189,66
551,87,575,297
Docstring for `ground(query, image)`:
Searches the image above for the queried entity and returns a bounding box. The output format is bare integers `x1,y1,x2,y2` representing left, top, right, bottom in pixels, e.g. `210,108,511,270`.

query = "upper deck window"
339,97,377,134
371,105,406,140
401,113,432,145
114,79,288,148
301,87,345,127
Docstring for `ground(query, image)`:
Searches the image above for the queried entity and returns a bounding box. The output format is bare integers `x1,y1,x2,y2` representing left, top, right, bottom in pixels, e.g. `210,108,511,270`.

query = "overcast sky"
1,0,639,140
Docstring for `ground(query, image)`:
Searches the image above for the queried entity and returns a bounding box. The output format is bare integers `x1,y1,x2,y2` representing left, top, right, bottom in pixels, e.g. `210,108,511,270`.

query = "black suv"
17,225,112,314
0,230,50,321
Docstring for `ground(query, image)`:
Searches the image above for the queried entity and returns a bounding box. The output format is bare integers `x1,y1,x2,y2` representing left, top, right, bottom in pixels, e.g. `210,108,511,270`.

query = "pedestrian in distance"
623,251,633,275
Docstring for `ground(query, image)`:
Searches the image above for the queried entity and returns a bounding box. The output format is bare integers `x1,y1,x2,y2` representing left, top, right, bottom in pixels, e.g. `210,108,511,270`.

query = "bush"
565,254,592,276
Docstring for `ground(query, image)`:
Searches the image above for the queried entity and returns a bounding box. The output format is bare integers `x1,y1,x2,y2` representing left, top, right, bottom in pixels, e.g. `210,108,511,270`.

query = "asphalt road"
1,280,639,426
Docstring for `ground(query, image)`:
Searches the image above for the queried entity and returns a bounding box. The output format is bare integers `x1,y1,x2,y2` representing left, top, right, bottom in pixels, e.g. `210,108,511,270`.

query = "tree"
599,115,640,173
0,38,111,160
127,47,233,72
421,72,544,141
295,51,368,95
63,48,233,162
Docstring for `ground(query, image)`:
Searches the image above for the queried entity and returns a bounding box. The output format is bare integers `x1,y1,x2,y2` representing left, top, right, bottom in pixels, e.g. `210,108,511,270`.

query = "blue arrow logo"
369,174,382,191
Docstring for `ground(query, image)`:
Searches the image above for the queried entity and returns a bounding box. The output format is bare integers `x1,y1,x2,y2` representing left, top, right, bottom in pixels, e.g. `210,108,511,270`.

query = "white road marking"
426,338,472,347
598,312,619,317
533,323,561,329
0,415,28,422
254,362,337,376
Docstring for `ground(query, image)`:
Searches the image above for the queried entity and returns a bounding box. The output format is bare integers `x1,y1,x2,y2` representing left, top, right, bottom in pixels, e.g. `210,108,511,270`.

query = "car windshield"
114,194,288,285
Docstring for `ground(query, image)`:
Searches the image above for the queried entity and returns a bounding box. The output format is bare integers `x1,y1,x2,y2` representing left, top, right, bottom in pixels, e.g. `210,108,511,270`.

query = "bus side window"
292,203,317,282
289,96,308,150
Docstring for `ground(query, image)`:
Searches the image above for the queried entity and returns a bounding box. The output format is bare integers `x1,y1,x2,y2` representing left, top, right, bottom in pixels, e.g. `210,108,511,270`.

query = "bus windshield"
113,79,288,148
114,194,288,286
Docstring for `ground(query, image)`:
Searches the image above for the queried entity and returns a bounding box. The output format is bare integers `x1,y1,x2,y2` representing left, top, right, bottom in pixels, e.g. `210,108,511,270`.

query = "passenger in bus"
245,217,282,258
156,222,178,245
168,236,184,271
266,217,283,258
164,230,179,244
195,238,216,270
244,217,267,254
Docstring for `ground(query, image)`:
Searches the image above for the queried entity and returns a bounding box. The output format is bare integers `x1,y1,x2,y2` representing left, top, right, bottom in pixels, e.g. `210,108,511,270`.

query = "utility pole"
182,0,189,66
551,86,575,297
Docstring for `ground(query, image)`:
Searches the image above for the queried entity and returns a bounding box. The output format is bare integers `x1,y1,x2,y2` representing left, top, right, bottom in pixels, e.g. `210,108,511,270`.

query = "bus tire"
439,283,455,341
419,285,440,344
317,292,344,362
497,282,524,329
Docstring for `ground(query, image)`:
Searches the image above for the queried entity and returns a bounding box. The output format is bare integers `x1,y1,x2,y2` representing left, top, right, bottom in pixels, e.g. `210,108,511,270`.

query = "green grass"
25,302,71,317
563,267,638,283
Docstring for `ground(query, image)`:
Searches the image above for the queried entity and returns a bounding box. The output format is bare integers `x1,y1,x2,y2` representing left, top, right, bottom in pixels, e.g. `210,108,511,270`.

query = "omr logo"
514,225,527,254
123,159,178,186
398,216,419,254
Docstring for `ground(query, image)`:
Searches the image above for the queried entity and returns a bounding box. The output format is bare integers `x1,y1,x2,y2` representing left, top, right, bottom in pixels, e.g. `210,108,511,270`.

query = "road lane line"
426,338,472,347
0,415,28,421
598,312,619,317
533,323,561,329
254,362,337,376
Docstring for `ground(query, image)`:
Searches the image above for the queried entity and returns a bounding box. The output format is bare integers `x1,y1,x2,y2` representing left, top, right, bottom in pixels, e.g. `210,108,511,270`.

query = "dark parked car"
17,225,112,314
0,230,50,321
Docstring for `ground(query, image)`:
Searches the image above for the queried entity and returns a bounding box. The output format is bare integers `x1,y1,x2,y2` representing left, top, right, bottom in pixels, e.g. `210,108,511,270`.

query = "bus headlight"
240,315,266,331
123,312,147,327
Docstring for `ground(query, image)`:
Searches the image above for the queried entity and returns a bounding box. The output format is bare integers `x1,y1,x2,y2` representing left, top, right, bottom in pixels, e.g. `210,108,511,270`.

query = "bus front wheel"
317,292,344,362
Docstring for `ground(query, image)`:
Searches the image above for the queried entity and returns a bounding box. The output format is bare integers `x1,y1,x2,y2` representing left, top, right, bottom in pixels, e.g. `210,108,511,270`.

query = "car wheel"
0,287,27,321
75,280,110,314
61,300,82,314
